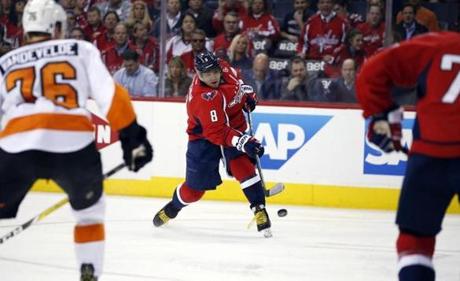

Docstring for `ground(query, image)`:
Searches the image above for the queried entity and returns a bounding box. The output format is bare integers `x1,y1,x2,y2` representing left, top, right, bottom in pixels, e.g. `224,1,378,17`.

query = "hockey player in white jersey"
0,0,153,280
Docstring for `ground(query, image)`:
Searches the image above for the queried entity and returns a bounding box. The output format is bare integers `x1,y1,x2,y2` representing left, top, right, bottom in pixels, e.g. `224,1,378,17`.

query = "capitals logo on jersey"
201,91,217,101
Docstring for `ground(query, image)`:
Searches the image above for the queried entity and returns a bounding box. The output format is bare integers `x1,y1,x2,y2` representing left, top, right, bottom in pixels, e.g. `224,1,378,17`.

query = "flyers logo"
201,91,217,101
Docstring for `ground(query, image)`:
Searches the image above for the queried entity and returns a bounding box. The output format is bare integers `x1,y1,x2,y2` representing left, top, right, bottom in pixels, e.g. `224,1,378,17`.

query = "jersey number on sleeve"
441,54,460,104
5,62,78,109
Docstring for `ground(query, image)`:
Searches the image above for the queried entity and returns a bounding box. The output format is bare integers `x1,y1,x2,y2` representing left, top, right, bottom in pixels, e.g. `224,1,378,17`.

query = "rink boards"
32,100,460,213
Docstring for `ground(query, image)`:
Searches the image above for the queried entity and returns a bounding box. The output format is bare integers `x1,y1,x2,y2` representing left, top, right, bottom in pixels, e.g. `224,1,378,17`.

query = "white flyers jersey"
0,39,136,153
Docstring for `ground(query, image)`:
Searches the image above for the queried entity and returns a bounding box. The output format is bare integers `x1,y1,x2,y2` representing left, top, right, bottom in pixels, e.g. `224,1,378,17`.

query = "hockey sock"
229,155,265,208
242,180,266,209
171,183,205,209
72,196,106,278
397,231,436,281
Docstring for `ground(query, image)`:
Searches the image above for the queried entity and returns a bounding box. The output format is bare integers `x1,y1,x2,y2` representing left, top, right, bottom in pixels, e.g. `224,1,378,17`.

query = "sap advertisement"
88,101,414,189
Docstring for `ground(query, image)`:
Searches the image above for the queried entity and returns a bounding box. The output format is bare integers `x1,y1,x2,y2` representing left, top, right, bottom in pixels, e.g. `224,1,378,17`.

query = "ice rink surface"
0,192,459,281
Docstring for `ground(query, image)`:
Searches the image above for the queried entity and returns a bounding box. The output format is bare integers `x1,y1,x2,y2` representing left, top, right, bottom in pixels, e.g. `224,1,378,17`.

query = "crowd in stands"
0,0,459,104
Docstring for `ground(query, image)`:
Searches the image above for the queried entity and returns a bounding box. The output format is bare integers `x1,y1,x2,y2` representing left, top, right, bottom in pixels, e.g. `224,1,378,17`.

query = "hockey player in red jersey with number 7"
357,32,460,281
153,51,273,238
0,0,153,280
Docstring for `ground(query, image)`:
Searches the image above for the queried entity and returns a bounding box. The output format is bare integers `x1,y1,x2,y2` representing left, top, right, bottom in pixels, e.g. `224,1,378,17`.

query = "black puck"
277,208,288,217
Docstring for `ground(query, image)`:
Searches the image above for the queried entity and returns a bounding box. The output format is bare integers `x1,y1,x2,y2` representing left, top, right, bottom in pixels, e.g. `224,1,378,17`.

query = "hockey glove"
367,106,403,153
119,121,153,172
240,84,257,113
235,134,264,158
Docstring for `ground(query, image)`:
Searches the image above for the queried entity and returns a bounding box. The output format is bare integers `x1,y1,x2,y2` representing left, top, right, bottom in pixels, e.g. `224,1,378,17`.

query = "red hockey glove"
119,121,153,172
234,134,264,158
367,106,403,153
240,84,258,112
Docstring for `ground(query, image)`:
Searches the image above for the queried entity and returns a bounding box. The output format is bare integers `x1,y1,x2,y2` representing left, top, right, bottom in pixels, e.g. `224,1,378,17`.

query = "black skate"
80,263,97,281
252,205,272,238
153,202,179,227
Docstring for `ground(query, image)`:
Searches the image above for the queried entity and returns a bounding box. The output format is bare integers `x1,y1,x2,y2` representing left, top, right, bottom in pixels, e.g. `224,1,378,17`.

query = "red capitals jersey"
297,12,347,60
241,13,280,40
356,22,384,57
186,59,250,146
357,32,460,158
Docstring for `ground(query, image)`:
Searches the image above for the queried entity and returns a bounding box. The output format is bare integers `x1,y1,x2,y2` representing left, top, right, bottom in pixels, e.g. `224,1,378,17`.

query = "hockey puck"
277,208,288,217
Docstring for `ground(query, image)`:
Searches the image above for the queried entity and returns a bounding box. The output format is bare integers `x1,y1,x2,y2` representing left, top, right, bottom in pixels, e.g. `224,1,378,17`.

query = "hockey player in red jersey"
153,51,273,238
357,32,460,281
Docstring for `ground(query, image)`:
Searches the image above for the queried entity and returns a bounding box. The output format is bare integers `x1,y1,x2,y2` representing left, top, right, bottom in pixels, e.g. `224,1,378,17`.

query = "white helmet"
22,0,67,36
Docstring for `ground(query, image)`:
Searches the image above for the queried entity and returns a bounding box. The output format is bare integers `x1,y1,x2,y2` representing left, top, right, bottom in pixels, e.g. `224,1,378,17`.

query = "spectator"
212,0,247,34
213,11,240,57
82,6,105,42
164,56,193,98
0,24,11,57
395,3,428,41
165,12,213,62
69,26,86,40
113,50,158,97
130,21,159,73
102,22,132,74
329,58,357,102
329,28,365,76
151,0,182,38
396,0,439,32
4,0,25,47
281,57,313,101
126,0,153,32
65,11,78,38
297,0,347,63
97,0,132,21
280,0,315,43
180,29,208,76
245,53,282,100
94,10,120,52
241,0,281,50
226,33,253,79
356,4,384,57
333,0,364,28
186,0,215,37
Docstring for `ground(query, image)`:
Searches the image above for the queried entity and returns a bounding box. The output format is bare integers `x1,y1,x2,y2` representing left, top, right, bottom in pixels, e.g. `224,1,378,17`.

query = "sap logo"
363,118,414,176
91,113,119,150
252,113,332,169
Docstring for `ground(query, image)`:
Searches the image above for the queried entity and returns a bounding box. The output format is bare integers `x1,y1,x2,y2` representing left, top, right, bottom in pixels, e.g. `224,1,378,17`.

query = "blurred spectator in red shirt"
329,28,365,76
241,0,280,49
130,21,159,73
94,10,119,52
356,4,384,57
333,0,364,29
4,0,24,47
297,0,347,62
186,0,216,38
102,22,132,74
280,0,315,43
126,0,153,33
212,0,247,34
213,11,241,57
83,6,105,41
180,29,208,77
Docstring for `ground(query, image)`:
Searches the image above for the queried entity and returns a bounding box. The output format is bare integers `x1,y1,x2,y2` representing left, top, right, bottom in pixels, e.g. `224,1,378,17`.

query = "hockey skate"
80,263,97,281
153,202,179,227
252,205,272,238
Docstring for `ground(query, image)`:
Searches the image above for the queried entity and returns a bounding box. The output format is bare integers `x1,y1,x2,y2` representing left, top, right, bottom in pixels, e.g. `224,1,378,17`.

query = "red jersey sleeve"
356,33,441,118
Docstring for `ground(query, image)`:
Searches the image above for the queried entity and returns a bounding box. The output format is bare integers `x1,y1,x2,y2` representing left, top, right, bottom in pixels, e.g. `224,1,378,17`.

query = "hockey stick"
0,163,126,245
246,110,285,197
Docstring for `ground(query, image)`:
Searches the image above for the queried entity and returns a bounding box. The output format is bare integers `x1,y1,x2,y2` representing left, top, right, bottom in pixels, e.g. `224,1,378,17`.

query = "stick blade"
266,183,285,197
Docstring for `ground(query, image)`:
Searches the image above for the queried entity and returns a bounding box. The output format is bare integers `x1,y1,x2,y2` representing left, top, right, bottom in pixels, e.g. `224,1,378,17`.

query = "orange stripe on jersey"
74,223,105,243
106,83,136,131
0,113,93,138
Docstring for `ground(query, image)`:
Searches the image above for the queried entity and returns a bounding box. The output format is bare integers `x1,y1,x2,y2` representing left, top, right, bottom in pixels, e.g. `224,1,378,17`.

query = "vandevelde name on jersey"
0,42,78,73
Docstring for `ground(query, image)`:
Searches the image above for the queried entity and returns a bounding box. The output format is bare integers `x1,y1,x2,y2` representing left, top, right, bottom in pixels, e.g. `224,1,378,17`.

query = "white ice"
0,192,459,281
